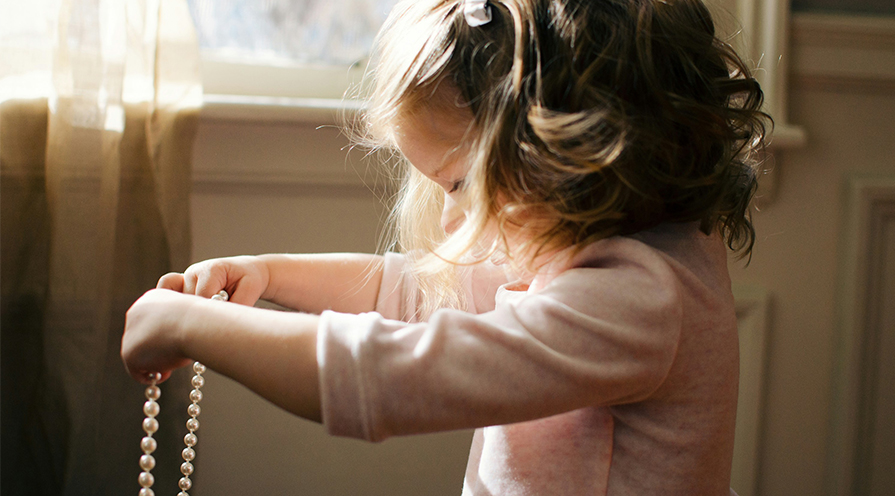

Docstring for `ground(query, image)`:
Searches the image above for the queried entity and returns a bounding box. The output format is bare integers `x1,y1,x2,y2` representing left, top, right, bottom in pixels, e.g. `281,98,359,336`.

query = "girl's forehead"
394,103,472,144
393,105,473,180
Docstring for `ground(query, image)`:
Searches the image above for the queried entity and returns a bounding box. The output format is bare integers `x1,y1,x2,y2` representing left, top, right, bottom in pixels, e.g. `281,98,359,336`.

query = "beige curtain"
1,0,202,493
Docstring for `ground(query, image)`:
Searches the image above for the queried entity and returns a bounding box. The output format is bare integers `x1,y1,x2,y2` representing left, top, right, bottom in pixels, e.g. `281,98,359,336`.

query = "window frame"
198,57,368,125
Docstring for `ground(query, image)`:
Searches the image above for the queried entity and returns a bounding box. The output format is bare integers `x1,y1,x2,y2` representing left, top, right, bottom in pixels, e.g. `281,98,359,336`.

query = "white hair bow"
464,0,492,27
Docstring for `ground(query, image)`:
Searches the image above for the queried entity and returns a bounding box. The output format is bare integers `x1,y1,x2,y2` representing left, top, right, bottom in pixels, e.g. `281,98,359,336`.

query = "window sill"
200,93,364,126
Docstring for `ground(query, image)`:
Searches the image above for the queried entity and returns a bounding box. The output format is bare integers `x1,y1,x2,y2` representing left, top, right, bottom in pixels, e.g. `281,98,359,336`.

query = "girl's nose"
441,194,465,234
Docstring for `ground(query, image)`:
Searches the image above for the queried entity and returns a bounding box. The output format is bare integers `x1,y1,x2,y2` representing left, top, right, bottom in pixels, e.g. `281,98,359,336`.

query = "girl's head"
356,0,768,313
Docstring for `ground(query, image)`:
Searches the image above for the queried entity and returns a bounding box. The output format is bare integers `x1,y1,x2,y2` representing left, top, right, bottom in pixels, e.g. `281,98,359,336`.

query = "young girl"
122,0,767,494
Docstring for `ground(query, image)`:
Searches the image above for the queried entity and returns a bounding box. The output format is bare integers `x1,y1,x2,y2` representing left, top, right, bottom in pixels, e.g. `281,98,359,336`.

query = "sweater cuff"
317,310,377,440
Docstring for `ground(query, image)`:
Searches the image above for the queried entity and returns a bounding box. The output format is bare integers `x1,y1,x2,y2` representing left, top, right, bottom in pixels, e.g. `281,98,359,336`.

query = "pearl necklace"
137,290,227,496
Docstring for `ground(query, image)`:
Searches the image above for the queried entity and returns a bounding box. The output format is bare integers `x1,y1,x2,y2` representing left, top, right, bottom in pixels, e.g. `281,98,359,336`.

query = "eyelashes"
448,178,465,194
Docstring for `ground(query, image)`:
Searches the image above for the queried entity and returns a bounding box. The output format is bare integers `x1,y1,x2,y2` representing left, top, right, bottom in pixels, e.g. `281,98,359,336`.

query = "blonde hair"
352,0,769,317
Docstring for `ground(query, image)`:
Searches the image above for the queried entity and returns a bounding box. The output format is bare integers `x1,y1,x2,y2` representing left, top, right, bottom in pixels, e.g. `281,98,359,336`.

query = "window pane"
187,0,397,66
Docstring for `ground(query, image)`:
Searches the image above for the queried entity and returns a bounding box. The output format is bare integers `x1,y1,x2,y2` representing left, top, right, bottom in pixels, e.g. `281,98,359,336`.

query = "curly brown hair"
356,0,769,314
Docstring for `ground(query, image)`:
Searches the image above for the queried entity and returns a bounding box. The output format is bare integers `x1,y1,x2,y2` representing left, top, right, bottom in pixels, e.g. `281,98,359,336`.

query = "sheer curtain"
0,0,202,493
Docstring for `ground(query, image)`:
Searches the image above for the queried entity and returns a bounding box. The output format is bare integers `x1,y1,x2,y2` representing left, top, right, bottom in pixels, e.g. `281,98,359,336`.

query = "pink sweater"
317,223,739,495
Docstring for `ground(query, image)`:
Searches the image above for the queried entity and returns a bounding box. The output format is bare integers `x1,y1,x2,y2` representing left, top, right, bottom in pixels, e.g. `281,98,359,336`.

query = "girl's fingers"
156,370,173,384
122,289,195,384
152,259,263,304
157,272,185,292
229,279,263,306
194,278,221,300
182,270,200,296
128,366,177,385
194,266,227,299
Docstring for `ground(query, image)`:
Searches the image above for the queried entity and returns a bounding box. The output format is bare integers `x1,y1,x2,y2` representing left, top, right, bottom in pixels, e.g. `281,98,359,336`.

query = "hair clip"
464,0,492,27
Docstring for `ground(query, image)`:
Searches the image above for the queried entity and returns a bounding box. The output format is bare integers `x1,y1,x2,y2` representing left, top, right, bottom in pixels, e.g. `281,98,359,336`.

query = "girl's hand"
121,289,200,384
157,256,270,307
122,286,323,421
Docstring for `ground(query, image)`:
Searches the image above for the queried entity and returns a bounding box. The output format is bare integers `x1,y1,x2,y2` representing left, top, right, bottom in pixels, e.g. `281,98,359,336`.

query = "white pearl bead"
147,372,162,383
181,461,194,476
186,418,199,432
189,389,203,403
139,454,156,471
145,385,161,400
178,492,189,496
193,362,207,374
139,487,155,496
179,476,192,490
138,471,154,488
187,403,201,417
184,432,197,447
142,417,159,434
141,436,157,454
191,375,205,389
143,400,160,417
182,447,196,461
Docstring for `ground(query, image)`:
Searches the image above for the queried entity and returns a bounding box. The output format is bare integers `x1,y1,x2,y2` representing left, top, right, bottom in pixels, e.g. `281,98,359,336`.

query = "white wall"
728,13,895,495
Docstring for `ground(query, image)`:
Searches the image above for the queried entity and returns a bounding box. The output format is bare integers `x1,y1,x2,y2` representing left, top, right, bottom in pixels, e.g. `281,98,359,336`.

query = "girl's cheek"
441,194,466,234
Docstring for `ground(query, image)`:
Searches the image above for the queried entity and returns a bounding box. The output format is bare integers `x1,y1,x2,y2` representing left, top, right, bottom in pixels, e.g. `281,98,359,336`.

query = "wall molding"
827,175,895,495
191,170,393,196
732,285,772,496
791,13,895,93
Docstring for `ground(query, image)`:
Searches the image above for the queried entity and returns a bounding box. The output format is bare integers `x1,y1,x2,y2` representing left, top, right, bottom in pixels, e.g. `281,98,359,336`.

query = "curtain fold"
1,0,202,494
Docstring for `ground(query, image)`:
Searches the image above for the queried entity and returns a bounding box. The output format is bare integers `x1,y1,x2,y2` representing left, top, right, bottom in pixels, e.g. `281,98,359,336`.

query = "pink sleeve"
373,252,509,321
317,246,683,442
373,252,421,322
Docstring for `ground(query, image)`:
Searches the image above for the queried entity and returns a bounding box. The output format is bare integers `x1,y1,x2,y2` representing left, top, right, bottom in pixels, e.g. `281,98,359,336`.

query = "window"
188,0,397,101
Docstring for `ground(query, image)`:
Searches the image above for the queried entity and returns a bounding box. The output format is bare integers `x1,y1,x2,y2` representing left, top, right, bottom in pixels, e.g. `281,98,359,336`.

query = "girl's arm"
121,288,322,422
123,253,388,423
260,253,383,314
160,253,384,315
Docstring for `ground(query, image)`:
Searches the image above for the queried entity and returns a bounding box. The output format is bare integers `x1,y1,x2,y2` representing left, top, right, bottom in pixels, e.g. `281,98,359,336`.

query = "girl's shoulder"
531,222,731,309
572,221,727,276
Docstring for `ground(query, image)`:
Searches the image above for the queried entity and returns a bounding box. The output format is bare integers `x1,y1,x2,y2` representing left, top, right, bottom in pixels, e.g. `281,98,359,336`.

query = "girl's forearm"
258,253,384,315
179,296,322,422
